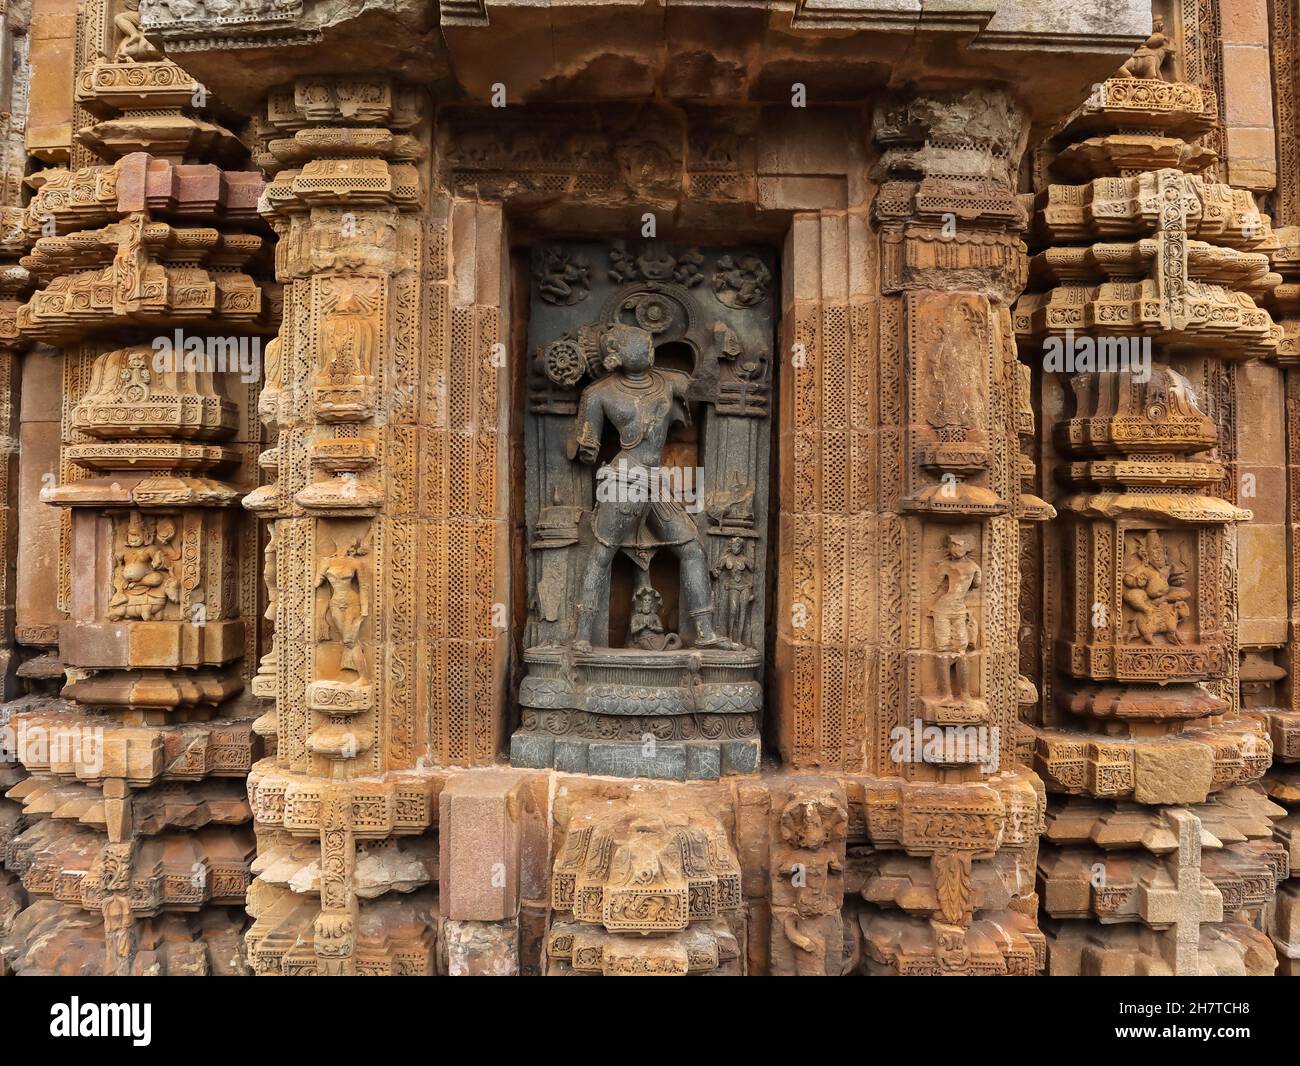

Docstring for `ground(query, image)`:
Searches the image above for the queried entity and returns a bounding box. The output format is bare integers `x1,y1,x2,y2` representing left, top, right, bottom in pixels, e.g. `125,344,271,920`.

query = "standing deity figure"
316,536,370,677
1122,530,1192,645
925,307,981,434
566,323,737,652
929,534,981,701
711,536,754,647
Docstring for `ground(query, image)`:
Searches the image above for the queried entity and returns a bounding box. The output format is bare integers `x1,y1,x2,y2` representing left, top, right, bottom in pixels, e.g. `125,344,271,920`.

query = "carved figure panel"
769,783,847,976
512,241,774,780
312,522,372,685
109,510,181,622
1121,528,1196,646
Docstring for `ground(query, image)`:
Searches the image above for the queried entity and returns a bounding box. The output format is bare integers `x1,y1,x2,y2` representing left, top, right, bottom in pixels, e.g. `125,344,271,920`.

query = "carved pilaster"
844,87,1048,976
242,74,441,975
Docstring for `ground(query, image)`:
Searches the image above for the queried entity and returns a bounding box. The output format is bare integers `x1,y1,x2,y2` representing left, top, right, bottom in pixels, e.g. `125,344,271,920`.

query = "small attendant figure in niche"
711,536,754,647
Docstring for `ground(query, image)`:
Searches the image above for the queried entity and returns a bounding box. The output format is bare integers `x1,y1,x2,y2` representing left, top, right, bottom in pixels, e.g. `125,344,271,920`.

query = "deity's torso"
591,369,687,468
120,545,160,584
934,558,978,615
322,559,361,602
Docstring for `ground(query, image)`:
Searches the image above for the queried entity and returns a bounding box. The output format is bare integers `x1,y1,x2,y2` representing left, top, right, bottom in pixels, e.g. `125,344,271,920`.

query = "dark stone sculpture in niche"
568,324,739,654
512,241,774,781
713,536,755,647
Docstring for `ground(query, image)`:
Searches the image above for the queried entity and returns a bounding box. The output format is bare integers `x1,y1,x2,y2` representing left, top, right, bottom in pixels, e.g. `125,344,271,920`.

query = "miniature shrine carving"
1123,530,1193,645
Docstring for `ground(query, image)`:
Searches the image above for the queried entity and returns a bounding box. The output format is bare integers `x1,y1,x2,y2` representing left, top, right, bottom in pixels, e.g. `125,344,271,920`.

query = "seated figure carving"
1122,530,1192,645
108,512,180,622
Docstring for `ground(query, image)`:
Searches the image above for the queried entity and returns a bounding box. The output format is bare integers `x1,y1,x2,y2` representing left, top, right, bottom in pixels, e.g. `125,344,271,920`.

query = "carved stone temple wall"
0,0,269,973
1017,44,1285,973
6,0,1300,979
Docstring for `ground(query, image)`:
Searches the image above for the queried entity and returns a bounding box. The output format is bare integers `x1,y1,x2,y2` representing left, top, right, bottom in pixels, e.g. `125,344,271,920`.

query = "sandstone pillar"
845,88,1047,975
244,75,457,974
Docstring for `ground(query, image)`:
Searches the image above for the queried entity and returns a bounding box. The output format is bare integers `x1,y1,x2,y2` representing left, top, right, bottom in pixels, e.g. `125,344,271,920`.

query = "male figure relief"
566,324,739,653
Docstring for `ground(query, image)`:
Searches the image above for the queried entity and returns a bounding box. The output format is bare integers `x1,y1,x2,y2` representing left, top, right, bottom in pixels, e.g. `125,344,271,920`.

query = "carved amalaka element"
15,1,1296,982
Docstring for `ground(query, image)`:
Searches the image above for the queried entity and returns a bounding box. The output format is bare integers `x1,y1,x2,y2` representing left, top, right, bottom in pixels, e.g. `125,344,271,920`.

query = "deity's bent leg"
574,540,618,649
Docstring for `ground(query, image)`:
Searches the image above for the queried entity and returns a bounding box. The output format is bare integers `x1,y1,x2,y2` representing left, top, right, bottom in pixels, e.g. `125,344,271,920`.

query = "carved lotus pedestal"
513,646,761,780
